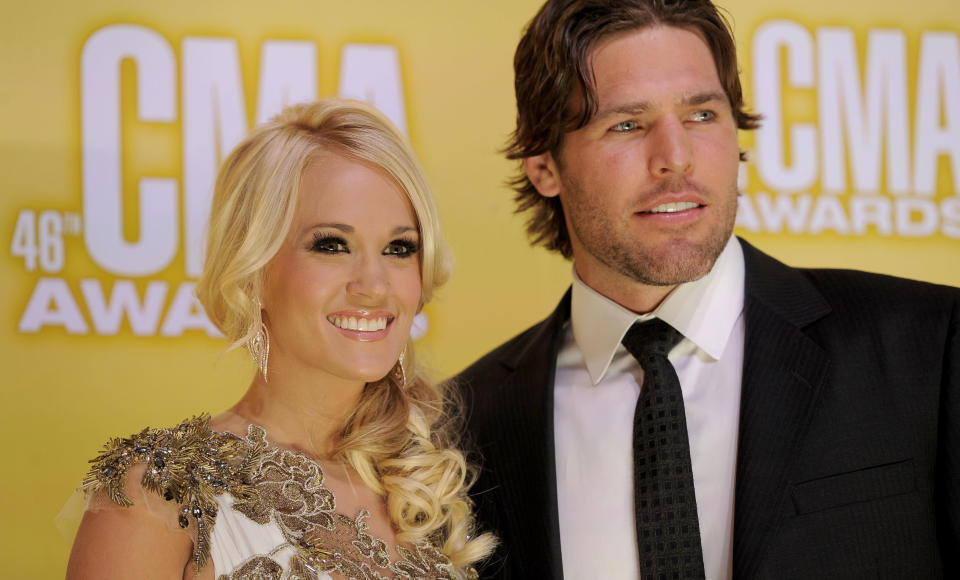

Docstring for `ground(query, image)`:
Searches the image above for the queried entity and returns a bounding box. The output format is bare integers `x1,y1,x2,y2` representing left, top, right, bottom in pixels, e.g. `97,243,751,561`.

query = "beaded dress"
80,415,460,580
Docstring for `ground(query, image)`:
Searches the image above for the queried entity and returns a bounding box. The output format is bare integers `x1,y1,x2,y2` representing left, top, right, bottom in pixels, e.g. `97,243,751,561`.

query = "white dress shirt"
554,236,745,580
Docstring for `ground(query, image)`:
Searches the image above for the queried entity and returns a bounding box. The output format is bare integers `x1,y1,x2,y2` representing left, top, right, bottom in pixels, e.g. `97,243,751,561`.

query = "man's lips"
634,182,707,215
638,201,702,214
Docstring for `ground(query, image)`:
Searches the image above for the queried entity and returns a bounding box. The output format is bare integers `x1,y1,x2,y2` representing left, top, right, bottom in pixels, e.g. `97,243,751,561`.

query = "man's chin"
623,242,725,286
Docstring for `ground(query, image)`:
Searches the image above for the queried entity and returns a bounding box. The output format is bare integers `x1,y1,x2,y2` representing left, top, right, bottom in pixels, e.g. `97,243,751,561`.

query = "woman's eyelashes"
310,234,348,253
308,232,420,258
384,238,420,258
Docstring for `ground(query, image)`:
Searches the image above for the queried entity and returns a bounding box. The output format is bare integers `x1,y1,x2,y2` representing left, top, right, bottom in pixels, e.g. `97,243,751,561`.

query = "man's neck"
573,262,678,314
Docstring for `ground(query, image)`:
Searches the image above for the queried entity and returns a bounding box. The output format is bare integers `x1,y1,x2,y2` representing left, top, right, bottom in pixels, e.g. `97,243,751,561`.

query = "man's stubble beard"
561,175,739,287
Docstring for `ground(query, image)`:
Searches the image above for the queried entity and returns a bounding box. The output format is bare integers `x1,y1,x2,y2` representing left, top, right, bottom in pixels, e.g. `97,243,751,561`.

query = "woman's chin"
349,362,400,385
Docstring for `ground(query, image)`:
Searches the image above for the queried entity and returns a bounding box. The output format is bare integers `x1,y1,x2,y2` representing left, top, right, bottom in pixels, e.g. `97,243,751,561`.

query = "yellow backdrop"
2,0,957,575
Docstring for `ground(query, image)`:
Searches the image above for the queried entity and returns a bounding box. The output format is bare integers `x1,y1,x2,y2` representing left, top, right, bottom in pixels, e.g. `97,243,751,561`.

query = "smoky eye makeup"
308,232,349,254
384,236,421,257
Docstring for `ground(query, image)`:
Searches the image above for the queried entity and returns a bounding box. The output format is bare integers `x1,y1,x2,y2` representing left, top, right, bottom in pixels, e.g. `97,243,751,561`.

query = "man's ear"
523,152,562,198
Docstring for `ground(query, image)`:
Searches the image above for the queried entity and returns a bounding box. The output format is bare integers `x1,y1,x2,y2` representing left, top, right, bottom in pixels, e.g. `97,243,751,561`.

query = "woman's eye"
691,110,715,122
311,236,348,253
611,120,640,133
384,239,420,257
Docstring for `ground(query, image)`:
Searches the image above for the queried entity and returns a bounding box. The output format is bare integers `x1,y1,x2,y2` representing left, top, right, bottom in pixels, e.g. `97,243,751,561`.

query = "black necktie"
622,319,706,579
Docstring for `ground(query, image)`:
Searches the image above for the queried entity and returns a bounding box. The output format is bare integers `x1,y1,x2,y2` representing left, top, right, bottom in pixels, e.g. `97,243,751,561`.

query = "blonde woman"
67,99,495,579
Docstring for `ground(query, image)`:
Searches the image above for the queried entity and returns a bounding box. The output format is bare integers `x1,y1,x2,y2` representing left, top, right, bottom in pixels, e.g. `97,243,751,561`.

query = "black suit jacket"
454,239,959,578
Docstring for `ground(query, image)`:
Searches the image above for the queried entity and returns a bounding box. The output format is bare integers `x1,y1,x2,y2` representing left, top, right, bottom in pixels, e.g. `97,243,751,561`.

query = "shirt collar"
571,236,745,385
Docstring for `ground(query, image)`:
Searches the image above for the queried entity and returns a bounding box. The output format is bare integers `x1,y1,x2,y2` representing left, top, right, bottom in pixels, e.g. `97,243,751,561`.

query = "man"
454,0,959,578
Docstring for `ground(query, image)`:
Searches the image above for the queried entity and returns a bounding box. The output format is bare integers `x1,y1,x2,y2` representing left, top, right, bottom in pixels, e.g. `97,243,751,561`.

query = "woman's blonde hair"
195,98,494,572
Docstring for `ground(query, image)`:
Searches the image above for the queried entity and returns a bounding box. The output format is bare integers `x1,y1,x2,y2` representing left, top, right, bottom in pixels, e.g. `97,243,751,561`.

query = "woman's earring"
393,349,407,388
248,321,269,382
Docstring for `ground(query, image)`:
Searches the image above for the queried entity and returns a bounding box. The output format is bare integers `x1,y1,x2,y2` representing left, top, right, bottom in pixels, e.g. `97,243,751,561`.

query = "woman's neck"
227,364,366,459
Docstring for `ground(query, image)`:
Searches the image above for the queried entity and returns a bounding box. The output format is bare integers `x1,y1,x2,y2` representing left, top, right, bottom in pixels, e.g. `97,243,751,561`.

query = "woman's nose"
346,254,389,301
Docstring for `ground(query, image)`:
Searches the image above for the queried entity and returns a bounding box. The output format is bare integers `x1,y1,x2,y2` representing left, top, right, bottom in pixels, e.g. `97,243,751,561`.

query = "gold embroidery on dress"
80,415,261,570
290,510,456,580
218,556,284,580
230,426,336,541
81,416,458,579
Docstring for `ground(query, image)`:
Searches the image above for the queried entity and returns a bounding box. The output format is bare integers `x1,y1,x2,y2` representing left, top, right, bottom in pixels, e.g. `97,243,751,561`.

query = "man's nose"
647,116,693,177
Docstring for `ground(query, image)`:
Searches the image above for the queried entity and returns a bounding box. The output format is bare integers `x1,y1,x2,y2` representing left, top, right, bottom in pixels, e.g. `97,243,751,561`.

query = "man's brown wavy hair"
506,0,762,258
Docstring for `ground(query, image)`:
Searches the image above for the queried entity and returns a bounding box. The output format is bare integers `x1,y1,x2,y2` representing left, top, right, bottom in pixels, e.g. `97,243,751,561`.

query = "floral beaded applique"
81,415,459,579
80,415,261,570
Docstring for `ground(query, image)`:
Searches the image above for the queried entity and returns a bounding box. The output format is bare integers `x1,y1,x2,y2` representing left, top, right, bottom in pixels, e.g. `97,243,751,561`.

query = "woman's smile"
326,311,394,341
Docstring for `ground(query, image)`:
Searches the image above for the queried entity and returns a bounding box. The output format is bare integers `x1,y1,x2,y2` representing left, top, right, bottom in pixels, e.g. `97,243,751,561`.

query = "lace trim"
80,415,459,579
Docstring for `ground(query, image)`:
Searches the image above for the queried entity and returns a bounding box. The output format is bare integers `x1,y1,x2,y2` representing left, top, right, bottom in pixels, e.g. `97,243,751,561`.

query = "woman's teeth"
327,316,388,331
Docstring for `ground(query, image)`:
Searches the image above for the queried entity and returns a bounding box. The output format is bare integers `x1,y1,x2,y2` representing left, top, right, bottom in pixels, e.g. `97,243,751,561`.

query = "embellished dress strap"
80,415,263,570
80,416,464,579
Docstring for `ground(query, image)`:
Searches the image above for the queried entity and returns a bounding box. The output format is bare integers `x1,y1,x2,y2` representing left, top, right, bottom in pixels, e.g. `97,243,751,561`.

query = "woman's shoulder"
79,414,266,568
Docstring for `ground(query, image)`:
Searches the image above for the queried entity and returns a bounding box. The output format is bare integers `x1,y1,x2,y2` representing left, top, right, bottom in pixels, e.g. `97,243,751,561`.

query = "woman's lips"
327,315,389,331
326,312,394,341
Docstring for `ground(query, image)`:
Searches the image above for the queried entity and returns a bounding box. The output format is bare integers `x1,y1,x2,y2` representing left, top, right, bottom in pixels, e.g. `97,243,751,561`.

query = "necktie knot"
622,318,683,362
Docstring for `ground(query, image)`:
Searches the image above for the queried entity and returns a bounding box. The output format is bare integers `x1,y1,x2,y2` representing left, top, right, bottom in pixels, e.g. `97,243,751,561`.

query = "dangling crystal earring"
247,321,269,382
393,349,407,388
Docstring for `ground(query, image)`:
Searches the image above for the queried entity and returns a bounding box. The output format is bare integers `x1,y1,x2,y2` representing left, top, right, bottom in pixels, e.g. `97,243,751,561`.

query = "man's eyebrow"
683,91,727,107
593,91,727,120
594,101,652,119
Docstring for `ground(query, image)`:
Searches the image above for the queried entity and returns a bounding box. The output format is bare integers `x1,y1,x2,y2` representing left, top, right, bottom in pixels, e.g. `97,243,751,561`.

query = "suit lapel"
484,291,570,578
733,240,832,577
